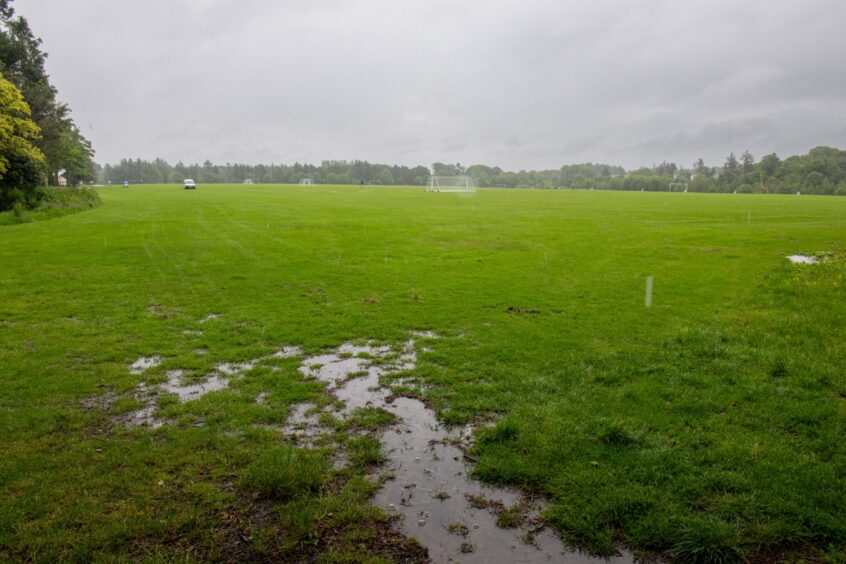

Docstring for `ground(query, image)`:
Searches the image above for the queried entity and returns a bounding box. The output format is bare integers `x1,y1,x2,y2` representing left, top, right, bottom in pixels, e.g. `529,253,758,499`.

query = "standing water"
290,336,633,563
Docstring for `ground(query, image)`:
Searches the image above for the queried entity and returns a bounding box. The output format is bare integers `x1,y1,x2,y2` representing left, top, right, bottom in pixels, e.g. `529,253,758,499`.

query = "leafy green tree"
0,0,94,184
57,125,94,185
653,161,677,177
693,158,711,179
689,174,716,193
765,176,785,194
201,160,218,183
719,153,740,192
759,153,780,181
804,171,826,194
377,168,394,185
740,150,755,173
723,153,738,171
432,162,459,176
0,72,44,209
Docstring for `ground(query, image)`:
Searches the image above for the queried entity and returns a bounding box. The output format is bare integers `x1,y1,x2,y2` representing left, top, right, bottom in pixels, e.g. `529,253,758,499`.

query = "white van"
183,179,196,190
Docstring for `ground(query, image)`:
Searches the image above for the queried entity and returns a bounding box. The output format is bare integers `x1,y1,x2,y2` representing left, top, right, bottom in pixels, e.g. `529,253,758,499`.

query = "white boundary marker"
645,276,653,308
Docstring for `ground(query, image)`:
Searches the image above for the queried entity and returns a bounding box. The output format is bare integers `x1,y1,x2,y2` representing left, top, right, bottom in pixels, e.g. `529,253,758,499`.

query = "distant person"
123,180,129,188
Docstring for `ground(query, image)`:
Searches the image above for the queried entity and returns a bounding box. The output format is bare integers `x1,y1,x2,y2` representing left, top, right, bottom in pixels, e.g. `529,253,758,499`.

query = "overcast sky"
20,0,846,170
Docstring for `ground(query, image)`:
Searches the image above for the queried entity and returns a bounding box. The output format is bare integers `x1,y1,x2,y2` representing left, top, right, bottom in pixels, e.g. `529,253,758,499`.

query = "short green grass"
1,184,844,561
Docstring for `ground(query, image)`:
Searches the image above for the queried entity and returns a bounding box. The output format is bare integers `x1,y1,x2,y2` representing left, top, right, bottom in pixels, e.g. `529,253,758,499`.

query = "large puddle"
115,330,632,562
289,336,633,563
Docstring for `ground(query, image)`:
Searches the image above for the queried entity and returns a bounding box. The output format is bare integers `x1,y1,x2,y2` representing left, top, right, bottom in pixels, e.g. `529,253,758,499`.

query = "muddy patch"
119,382,166,429
281,335,632,563
147,304,180,318
118,340,304,429
121,362,256,428
162,369,230,402
505,306,541,315
108,329,629,560
216,361,256,376
129,355,160,375
80,390,117,411
280,402,330,448
409,329,440,339
272,345,303,359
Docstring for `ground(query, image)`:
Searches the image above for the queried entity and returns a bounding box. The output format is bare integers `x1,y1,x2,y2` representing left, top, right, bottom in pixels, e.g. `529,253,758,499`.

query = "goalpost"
669,182,688,192
298,178,314,185
426,175,476,192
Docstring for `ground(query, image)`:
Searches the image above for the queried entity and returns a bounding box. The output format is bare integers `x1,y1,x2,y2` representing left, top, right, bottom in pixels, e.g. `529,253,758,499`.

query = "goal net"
668,182,688,192
299,178,314,185
426,175,476,192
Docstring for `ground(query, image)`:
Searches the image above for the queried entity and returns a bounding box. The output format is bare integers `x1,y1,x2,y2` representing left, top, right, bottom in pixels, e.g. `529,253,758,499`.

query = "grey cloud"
22,0,846,170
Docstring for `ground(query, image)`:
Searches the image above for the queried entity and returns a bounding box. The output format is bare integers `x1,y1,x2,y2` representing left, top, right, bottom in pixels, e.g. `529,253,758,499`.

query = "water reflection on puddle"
288,336,633,563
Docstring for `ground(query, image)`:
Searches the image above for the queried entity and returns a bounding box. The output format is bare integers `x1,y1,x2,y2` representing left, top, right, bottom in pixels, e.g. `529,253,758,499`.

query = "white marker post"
645,276,653,308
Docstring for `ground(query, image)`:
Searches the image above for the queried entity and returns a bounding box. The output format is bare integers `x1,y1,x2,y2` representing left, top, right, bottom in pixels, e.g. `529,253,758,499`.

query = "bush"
0,152,45,211
39,186,100,209
0,186,101,226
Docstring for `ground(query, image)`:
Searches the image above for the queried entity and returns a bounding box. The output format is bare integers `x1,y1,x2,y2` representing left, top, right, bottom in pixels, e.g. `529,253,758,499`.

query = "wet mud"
114,329,633,562
123,361,254,428
129,355,160,375
120,343,302,429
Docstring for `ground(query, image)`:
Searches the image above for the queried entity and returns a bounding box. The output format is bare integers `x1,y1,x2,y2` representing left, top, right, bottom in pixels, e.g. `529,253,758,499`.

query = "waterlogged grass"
0,184,844,561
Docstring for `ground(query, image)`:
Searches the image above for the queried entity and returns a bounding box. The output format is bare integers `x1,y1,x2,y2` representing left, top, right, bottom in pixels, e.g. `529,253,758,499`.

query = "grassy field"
1,184,844,562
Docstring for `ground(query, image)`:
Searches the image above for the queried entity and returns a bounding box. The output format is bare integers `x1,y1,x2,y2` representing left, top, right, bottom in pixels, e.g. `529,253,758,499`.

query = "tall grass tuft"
670,517,746,563
241,445,328,498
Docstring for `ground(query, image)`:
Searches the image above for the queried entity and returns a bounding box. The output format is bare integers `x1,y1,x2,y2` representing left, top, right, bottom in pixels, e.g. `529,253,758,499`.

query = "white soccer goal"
298,178,314,185
426,175,476,192
669,182,688,192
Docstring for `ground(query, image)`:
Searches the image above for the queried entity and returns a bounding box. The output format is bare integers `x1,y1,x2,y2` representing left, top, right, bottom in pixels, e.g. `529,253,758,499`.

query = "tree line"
0,0,95,211
685,147,846,195
575,147,846,195
102,159,433,187
103,147,846,196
